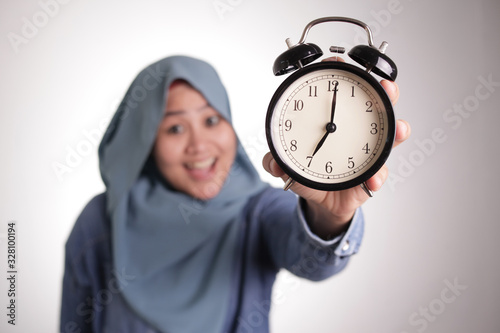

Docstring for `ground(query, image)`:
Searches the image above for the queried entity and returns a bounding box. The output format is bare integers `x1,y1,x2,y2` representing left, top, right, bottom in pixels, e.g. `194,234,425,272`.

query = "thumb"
262,152,286,179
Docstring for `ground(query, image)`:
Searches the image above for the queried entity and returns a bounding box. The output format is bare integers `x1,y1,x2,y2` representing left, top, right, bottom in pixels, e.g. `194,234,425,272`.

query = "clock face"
266,62,395,191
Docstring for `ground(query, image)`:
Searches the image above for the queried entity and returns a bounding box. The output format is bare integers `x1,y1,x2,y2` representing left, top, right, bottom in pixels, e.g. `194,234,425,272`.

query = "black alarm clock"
265,17,398,197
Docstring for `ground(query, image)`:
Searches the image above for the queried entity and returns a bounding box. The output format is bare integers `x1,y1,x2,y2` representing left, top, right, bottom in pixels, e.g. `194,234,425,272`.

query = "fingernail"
398,120,407,140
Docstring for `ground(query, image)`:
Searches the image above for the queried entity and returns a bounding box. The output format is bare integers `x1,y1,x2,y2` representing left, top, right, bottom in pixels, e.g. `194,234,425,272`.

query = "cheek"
217,125,238,159
153,136,182,167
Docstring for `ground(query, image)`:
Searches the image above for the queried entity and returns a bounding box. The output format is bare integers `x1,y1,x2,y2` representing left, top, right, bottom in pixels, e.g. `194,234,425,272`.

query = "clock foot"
283,177,295,191
360,182,373,197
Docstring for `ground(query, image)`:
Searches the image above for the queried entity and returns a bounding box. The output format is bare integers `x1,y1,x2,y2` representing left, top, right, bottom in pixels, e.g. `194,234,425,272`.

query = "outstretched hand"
262,57,411,239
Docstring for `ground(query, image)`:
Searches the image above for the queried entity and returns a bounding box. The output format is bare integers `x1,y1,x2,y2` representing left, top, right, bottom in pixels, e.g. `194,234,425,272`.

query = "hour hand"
311,130,329,157
311,122,337,157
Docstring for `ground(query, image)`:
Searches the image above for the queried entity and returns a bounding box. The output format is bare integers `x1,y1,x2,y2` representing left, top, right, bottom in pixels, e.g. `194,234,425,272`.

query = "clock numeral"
325,161,333,174
306,156,313,167
348,157,355,169
351,86,355,97
290,140,298,151
363,143,371,154
284,119,292,131
309,86,317,97
293,100,304,111
370,122,378,135
366,101,373,112
328,80,339,92
306,157,333,173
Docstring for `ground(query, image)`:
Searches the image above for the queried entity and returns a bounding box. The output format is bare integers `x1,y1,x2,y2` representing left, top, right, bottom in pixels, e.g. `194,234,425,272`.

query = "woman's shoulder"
73,193,109,234
65,193,111,262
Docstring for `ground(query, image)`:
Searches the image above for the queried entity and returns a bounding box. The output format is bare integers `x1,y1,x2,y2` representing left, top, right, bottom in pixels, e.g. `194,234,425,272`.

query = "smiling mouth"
185,157,216,170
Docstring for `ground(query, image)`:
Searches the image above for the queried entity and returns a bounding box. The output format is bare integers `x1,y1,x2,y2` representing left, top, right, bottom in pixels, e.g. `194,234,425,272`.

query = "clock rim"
265,61,396,191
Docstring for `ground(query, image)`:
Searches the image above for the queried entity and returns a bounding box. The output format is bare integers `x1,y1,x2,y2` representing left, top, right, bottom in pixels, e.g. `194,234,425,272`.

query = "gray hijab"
98,56,267,332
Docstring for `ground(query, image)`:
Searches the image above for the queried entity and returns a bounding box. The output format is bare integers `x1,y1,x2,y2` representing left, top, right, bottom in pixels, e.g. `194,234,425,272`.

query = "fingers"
393,119,411,149
370,119,410,191
321,56,399,105
365,164,389,192
264,150,393,197
262,152,285,179
265,55,408,197
321,57,399,106
321,56,346,63
380,80,399,105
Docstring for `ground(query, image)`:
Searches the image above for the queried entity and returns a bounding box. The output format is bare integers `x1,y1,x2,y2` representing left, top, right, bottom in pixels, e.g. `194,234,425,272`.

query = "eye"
167,124,184,134
206,115,221,127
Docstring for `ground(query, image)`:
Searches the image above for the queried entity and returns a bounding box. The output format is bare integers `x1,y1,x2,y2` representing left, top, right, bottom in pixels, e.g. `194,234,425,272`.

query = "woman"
60,55,409,333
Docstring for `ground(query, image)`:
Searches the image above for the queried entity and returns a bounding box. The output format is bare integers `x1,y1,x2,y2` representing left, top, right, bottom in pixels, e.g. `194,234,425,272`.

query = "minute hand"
311,82,339,157
330,81,338,123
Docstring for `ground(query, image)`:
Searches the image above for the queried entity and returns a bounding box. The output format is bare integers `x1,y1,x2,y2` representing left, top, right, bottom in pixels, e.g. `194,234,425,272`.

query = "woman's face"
153,81,237,200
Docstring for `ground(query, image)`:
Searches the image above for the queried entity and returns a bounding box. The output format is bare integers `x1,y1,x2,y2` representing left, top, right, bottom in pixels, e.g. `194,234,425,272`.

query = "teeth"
186,158,215,170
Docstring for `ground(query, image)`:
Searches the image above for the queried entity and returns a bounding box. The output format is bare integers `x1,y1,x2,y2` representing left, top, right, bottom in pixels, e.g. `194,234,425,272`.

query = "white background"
1,0,499,332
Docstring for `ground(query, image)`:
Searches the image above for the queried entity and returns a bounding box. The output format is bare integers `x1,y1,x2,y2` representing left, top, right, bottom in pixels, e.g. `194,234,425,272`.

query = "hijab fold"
98,56,266,333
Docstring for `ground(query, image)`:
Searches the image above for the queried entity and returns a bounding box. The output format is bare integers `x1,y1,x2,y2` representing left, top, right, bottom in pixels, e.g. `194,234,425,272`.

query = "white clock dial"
266,62,395,190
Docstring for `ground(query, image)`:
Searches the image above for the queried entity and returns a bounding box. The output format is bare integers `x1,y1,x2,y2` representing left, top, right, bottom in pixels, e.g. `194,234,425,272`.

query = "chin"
191,167,231,200
191,185,222,201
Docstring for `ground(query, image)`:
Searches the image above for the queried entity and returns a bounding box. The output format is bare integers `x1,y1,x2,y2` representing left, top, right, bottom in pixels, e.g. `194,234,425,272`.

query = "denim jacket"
60,187,364,333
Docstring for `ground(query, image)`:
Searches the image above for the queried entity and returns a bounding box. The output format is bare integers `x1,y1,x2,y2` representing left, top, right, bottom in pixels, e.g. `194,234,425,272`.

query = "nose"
185,127,208,154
